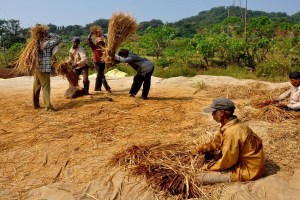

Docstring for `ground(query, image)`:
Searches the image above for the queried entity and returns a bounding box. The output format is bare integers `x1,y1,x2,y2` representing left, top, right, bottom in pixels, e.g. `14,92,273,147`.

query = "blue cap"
72,36,80,42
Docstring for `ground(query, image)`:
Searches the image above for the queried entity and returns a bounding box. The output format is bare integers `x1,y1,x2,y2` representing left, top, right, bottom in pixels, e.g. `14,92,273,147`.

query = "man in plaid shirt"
33,33,61,111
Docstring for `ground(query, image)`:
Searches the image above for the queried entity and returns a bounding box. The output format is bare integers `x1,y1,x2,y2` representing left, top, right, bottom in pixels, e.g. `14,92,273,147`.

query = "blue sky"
0,0,299,28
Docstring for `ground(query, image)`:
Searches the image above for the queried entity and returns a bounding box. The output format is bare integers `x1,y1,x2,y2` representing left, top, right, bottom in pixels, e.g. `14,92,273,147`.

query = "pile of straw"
103,12,138,67
89,25,103,37
260,105,300,122
56,62,79,87
109,143,217,198
15,25,49,75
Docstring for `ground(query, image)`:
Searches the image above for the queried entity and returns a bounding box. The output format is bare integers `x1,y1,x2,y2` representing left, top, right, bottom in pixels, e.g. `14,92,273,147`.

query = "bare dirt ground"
0,72,299,200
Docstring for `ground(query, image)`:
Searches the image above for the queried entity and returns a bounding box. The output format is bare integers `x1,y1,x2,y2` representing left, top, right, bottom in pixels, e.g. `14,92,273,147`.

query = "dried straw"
56,62,79,86
14,25,49,75
103,12,138,67
260,105,300,122
90,25,103,37
109,143,218,198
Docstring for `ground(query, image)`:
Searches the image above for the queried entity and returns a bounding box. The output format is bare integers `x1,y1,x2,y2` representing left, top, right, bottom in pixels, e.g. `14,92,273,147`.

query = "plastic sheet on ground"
105,69,128,77
27,168,168,200
220,169,300,200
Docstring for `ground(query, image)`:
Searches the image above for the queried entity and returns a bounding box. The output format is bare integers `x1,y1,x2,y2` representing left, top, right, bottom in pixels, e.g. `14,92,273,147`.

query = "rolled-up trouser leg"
196,171,231,185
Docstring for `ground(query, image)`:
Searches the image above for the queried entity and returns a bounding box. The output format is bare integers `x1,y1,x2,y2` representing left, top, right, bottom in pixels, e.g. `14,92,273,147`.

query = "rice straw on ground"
109,143,218,198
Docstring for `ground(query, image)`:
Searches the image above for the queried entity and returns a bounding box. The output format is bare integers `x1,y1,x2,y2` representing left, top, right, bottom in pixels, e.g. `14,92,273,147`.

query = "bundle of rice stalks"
55,62,79,87
103,12,138,67
109,143,217,198
89,25,103,37
14,25,49,75
260,105,300,122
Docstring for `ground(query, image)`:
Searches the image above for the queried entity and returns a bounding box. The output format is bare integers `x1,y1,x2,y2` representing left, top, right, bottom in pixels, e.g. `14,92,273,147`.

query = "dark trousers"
74,65,89,84
130,68,154,99
94,62,110,91
75,65,90,94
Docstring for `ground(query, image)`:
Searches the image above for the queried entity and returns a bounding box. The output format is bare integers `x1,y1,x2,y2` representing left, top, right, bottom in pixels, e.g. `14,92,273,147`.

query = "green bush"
155,57,171,68
256,61,290,79
153,65,197,78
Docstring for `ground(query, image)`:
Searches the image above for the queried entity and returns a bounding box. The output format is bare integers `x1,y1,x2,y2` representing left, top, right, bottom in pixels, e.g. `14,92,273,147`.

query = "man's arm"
274,88,292,102
208,132,239,171
114,54,134,63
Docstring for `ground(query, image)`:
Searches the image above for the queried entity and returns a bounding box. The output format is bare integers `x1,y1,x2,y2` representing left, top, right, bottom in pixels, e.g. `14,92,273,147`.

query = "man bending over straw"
114,49,154,99
15,25,61,111
192,97,265,184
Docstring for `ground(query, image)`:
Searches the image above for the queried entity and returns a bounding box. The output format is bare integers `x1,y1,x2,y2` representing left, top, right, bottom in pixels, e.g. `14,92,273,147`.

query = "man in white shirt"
65,36,89,94
274,71,300,111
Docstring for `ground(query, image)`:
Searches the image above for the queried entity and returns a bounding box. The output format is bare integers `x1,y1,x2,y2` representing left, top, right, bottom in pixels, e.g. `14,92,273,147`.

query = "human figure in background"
34,32,61,111
273,71,300,111
88,32,111,93
65,36,89,94
114,49,154,99
192,97,265,184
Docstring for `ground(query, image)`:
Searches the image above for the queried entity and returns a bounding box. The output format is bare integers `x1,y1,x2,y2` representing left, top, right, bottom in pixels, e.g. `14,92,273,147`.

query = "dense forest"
0,6,300,80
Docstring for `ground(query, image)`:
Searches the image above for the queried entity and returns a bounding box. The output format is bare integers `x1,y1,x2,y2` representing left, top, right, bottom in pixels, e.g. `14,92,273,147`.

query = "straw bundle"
14,25,49,75
103,12,138,67
56,62,79,87
90,25,103,37
109,143,218,198
260,105,300,122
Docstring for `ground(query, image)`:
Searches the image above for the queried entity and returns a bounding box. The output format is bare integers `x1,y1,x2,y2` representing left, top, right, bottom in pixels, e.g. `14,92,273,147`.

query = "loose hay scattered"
259,105,300,122
109,143,217,199
103,12,138,67
15,25,49,75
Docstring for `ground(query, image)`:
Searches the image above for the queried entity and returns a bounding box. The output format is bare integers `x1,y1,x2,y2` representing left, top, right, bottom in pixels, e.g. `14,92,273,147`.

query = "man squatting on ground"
33,33,61,111
88,32,111,92
65,36,89,94
114,49,154,99
273,71,300,111
192,97,265,184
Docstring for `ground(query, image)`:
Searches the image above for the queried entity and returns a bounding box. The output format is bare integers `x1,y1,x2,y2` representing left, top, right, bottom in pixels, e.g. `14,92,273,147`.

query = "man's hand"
88,32,92,39
72,64,78,69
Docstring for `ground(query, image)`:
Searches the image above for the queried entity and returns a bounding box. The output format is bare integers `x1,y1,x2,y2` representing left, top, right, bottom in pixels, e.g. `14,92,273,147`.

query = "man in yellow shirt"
193,97,265,184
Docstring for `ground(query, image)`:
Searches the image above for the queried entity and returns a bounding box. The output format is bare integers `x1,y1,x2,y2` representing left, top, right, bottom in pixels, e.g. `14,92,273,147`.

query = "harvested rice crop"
89,25,103,37
109,143,218,199
15,25,49,75
103,12,138,67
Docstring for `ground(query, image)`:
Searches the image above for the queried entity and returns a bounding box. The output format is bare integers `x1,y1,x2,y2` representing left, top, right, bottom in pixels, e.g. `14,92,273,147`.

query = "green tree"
140,26,176,59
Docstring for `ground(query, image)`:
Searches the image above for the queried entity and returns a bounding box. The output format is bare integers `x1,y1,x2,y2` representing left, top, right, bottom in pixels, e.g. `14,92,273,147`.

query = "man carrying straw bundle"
15,25,61,111
192,97,265,184
272,71,300,111
64,36,89,95
88,26,111,93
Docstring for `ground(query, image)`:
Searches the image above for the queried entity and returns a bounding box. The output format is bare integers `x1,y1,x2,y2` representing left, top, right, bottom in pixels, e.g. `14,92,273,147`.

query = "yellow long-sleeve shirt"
202,118,265,181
